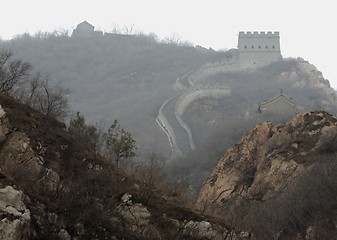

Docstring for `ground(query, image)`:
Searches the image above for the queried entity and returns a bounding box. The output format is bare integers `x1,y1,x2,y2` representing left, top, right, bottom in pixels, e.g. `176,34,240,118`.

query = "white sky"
1,0,336,89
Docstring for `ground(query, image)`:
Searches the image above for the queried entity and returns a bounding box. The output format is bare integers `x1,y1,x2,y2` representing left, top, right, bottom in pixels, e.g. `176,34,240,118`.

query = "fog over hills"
2,22,337,239
1,26,337,193
0,28,224,154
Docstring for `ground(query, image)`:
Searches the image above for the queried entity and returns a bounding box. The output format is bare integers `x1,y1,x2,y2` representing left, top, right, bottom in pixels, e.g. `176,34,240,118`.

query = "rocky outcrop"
197,110,337,239
113,193,247,240
113,193,154,236
0,186,31,240
295,58,333,93
0,96,70,239
197,110,337,208
0,104,63,201
0,104,9,144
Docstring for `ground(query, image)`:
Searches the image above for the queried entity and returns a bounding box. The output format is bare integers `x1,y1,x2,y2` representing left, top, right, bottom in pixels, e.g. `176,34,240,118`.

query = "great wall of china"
157,31,282,157
156,61,234,157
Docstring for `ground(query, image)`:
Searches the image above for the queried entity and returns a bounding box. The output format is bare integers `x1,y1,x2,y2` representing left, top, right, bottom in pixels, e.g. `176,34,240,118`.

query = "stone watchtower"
238,31,282,66
72,21,95,37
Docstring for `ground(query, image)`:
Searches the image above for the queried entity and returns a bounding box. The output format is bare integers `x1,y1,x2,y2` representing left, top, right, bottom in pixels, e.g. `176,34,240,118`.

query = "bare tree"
14,72,46,105
0,49,32,93
35,79,70,120
13,71,70,120
1,50,69,120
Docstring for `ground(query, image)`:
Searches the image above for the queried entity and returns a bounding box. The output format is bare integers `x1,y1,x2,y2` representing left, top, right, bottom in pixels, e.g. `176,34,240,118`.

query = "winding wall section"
158,52,285,157
157,62,236,157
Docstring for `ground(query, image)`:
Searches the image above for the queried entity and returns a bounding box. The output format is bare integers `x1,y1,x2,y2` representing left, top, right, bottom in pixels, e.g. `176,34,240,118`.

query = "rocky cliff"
0,92,252,240
197,110,337,239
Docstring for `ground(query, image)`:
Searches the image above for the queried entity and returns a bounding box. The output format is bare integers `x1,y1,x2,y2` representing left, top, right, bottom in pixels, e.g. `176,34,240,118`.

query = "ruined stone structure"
72,21,103,37
238,31,282,66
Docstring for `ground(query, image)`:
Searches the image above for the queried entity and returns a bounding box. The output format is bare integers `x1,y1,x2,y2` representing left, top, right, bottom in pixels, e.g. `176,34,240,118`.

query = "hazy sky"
1,0,336,88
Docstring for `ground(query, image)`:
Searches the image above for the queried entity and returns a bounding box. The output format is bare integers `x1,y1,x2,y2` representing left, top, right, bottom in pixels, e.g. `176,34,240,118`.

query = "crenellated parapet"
239,31,280,37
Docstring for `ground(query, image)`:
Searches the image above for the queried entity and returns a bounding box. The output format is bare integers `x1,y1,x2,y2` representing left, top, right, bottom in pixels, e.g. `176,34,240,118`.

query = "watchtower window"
251,45,254,49
258,45,261,49
244,45,247,49
272,45,275,49
265,45,268,49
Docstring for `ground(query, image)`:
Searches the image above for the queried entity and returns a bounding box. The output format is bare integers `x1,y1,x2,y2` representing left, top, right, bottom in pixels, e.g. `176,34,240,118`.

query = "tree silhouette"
105,119,136,166
68,112,99,153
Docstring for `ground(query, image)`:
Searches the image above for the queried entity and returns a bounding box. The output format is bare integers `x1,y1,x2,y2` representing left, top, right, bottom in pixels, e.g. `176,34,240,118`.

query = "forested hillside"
0,31,225,154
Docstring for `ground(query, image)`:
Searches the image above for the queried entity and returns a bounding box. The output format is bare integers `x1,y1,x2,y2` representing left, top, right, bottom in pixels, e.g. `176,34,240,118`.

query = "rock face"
112,193,242,240
0,186,31,240
294,58,334,97
282,58,336,108
198,111,337,207
197,110,337,239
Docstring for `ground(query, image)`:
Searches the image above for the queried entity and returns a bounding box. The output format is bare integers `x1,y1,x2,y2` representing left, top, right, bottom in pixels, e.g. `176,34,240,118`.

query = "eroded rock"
0,186,31,240
197,111,337,239
115,193,152,234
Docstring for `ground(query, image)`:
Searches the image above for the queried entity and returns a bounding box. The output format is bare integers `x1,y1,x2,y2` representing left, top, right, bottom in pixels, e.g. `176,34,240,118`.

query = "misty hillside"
0,31,225,153
1,27,337,195
184,59,337,146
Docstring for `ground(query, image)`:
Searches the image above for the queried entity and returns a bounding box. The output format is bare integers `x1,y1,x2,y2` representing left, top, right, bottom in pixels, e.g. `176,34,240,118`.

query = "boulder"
0,186,31,240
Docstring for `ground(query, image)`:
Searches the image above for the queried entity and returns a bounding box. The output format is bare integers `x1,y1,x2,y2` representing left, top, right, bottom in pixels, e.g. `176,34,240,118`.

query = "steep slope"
197,110,337,239
0,93,251,240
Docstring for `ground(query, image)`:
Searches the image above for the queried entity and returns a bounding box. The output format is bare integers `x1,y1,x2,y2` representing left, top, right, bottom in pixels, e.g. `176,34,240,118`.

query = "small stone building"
259,94,298,116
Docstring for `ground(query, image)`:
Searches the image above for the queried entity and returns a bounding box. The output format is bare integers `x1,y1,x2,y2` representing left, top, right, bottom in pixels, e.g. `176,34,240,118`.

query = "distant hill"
0,31,224,154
